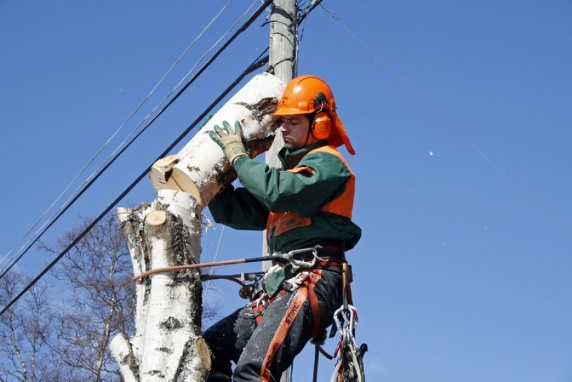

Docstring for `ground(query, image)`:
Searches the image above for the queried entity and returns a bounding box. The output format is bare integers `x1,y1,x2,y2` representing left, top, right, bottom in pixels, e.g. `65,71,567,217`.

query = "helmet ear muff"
311,111,332,140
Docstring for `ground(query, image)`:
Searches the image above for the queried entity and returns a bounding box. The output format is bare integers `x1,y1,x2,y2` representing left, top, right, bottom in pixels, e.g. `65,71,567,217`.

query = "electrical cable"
0,51,270,317
0,0,273,280
0,0,235,272
319,3,572,238
1,0,333,314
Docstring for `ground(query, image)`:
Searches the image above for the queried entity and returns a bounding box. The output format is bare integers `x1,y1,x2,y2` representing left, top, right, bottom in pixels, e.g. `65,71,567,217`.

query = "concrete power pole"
264,0,298,255
266,2,297,381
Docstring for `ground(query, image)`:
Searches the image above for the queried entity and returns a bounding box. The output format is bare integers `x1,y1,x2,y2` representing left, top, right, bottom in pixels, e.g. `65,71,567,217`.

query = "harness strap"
251,245,344,341
259,285,310,382
305,271,322,339
251,269,323,339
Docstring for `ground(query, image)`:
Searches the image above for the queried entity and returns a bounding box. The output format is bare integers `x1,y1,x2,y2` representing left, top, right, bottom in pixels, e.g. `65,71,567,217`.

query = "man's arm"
233,152,351,216
208,185,269,230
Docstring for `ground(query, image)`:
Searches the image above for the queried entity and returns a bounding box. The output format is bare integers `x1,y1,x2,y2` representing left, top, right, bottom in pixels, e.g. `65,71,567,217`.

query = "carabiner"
286,248,317,269
334,304,358,334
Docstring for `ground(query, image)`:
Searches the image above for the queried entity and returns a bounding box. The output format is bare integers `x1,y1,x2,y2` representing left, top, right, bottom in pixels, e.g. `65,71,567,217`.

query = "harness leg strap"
305,271,322,339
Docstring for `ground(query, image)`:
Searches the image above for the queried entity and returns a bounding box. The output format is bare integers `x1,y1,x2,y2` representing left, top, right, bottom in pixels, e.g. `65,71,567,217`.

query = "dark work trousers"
203,267,343,382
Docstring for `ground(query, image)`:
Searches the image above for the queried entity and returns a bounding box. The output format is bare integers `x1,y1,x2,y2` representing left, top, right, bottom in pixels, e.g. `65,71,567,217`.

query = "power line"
1,0,332,315
0,51,270,318
0,1,236,273
0,0,271,281
0,0,273,312
319,3,572,238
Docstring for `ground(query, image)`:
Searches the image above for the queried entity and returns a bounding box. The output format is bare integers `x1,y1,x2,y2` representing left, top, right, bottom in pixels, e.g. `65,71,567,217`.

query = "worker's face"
279,115,317,150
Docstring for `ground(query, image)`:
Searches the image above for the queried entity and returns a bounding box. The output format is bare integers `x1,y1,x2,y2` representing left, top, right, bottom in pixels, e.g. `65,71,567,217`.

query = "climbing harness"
136,245,366,380
251,246,337,336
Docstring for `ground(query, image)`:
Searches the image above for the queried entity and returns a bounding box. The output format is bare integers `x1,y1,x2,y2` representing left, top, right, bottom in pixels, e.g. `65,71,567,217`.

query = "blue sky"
1,1,572,381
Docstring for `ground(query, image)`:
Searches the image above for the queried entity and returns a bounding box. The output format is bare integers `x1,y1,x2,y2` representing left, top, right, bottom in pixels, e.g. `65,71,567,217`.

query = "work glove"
209,120,247,165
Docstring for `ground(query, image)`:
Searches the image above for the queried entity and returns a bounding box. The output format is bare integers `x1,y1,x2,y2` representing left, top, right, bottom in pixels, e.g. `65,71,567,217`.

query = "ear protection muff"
311,92,332,140
311,111,332,140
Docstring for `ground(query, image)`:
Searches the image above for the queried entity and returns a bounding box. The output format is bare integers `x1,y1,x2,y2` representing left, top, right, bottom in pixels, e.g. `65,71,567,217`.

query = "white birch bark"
150,72,286,207
110,73,286,381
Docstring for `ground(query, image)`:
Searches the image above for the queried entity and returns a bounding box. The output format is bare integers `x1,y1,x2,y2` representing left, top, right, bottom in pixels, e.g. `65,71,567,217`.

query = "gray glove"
209,120,247,165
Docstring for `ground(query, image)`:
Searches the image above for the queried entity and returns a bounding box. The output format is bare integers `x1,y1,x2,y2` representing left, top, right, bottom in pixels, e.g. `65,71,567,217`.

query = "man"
204,74,361,382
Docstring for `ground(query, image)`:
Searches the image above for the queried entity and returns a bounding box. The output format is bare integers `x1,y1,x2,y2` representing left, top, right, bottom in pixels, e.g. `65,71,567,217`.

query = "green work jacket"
208,140,361,253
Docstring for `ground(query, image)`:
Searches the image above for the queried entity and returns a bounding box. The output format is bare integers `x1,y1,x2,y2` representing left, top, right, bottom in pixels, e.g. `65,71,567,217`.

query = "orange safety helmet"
274,75,355,155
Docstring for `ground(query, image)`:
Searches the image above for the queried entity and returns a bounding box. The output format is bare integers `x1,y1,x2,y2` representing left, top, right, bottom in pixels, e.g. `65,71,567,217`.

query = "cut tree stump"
110,73,286,381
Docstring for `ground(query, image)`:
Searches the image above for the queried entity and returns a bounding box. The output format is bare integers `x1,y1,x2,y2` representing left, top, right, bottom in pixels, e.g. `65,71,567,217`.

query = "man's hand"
209,120,247,165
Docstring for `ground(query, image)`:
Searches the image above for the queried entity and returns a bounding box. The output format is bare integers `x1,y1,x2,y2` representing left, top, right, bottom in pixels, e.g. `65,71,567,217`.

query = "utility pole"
264,0,297,255
266,2,297,381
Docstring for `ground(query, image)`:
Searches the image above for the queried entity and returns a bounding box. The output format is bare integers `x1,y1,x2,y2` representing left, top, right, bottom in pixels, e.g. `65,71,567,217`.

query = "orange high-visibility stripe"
268,213,312,237
305,270,323,338
315,145,354,219
267,145,355,238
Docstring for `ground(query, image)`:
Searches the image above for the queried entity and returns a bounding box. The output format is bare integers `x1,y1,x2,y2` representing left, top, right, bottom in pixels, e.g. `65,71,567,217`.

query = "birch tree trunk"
110,73,286,382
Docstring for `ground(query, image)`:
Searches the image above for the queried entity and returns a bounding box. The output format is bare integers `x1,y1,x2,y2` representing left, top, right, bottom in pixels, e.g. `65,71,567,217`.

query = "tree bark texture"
110,73,286,381
149,73,286,208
